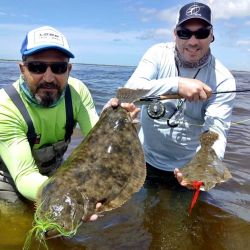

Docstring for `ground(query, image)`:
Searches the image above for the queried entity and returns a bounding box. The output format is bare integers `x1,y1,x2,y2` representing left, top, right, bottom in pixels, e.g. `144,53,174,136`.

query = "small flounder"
181,130,232,191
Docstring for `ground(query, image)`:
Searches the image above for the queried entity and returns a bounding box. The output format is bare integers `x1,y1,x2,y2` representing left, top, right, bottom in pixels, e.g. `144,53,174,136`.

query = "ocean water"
0,61,249,250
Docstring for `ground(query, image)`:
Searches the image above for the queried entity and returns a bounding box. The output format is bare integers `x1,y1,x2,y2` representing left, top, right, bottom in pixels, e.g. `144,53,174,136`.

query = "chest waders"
0,84,75,202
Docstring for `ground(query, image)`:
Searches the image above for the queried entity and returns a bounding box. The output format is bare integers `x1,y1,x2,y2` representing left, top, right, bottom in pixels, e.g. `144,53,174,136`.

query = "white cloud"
246,20,250,26
139,1,250,23
136,28,172,40
210,0,250,19
236,40,250,46
157,6,180,24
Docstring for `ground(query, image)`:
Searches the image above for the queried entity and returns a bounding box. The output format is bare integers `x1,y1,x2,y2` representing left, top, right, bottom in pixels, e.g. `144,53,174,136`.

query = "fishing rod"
136,89,250,102
134,89,250,121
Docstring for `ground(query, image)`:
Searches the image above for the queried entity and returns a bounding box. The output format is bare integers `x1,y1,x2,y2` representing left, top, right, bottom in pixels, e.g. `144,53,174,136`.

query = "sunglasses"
176,27,212,40
24,61,68,74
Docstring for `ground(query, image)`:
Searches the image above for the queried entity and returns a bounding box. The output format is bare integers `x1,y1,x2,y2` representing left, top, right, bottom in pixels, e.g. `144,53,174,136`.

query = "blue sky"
1,0,250,71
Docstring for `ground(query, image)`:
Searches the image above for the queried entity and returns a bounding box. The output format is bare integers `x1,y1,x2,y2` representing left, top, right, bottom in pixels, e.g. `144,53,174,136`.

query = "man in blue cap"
0,26,137,216
125,2,236,188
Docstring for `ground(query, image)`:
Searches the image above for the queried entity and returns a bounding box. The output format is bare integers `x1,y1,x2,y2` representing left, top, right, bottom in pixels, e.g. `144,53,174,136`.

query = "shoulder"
0,81,22,114
208,56,236,92
67,76,95,108
68,76,92,97
210,56,235,80
145,42,175,55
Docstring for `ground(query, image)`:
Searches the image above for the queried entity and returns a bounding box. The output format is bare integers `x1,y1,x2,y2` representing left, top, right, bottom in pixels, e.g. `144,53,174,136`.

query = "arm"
69,78,99,136
203,78,236,158
0,105,48,201
175,76,236,188
125,43,212,99
125,43,179,96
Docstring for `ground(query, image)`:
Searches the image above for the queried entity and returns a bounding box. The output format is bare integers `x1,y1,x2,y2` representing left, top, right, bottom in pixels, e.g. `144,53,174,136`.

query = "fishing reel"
147,100,165,119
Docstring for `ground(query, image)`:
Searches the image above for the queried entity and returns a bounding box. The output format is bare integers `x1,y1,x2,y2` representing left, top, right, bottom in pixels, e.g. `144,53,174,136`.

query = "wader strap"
64,84,75,141
4,85,37,148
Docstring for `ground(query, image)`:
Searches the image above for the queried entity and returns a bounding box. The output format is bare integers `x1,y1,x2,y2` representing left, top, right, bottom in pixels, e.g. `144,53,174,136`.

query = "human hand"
178,78,212,101
174,168,194,190
88,202,102,221
102,98,140,120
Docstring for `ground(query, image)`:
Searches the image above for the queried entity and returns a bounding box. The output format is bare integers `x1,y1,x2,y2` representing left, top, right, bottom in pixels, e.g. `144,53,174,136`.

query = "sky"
1,0,250,71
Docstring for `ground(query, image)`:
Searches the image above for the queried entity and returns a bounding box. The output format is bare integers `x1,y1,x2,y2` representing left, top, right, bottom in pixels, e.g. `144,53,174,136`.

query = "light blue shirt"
125,42,236,171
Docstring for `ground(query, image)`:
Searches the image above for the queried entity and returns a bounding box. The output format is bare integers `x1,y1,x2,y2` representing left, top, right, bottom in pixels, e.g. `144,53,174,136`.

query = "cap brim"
177,17,212,27
22,45,75,58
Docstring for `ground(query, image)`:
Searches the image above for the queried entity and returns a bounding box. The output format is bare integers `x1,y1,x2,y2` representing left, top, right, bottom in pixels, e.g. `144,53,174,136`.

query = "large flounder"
24,92,146,248
181,130,232,191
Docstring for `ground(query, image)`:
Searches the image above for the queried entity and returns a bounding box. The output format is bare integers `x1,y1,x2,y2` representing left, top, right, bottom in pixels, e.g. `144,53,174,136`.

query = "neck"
175,48,211,68
19,75,65,108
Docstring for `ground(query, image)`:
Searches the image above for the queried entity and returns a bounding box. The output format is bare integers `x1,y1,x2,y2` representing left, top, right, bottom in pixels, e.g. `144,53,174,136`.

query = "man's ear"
68,63,72,73
211,34,215,43
19,62,25,74
173,29,177,41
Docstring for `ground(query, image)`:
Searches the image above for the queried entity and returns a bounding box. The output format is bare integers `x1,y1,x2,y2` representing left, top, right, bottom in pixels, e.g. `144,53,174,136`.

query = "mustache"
37,82,60,90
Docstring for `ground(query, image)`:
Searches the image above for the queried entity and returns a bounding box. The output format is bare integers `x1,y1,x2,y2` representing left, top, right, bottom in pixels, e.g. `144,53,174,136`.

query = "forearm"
203,92,235,158
0,138,47,201
125,43,179,96
16,173,48,201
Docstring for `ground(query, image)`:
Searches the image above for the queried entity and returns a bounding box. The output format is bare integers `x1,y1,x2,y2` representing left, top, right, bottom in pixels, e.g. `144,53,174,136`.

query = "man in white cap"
0,26,137,211
125,2,236,188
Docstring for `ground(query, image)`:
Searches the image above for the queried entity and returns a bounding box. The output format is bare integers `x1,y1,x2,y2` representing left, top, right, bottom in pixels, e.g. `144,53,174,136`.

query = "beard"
34,82,62,107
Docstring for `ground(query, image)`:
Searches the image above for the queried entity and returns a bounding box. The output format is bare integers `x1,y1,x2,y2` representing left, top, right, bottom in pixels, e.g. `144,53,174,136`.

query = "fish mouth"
44,229,61,240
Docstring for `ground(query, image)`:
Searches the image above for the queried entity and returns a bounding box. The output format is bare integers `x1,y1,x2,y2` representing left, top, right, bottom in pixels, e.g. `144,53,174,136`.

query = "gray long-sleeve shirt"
125,42,236,171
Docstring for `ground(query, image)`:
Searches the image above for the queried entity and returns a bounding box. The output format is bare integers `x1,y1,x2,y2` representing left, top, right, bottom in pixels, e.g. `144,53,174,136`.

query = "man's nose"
43,66,55,82
188,35,199,45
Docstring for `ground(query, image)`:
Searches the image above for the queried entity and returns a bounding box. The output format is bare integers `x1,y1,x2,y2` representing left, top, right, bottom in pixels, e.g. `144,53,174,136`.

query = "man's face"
19,49,72,107
174,19,213,63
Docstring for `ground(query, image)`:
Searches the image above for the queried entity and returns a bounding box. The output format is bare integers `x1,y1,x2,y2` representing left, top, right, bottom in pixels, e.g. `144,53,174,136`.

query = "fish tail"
200,130,219,147
116,87,149,103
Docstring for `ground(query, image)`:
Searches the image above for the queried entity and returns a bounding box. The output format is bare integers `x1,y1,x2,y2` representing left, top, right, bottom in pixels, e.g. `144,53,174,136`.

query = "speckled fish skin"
181,130,232,191
36,105,146,236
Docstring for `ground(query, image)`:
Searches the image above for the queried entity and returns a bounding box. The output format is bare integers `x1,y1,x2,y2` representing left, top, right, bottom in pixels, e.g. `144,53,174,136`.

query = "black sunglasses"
24,61,68,74
176,27,212,40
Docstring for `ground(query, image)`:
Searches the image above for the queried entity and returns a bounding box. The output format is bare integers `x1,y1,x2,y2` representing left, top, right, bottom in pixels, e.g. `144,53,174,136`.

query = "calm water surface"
0,61,249,250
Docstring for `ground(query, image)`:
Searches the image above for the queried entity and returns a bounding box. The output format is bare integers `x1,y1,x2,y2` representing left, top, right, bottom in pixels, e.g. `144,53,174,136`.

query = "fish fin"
105,163,146,211
80,192,90,221
132,118,140,124
200,130,219,147
116,87,149,103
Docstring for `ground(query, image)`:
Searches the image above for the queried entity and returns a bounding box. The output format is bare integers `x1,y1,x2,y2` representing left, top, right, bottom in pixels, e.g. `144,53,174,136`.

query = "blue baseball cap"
176,2,212,27
20,26,74,58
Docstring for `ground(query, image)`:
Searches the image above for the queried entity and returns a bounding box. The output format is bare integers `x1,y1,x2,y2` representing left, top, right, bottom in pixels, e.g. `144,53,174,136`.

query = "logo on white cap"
27,27,68,50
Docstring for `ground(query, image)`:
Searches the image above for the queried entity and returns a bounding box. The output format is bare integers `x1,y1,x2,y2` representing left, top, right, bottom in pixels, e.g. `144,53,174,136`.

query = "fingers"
174,168,194,190
96,202,102,209
89,214,99,221
86,202,102,222
121,103,140,120
103,98,140,121
178,78,212,102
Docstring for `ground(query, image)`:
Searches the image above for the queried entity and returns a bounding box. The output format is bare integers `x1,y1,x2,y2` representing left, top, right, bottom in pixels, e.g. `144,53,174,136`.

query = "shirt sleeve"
0,98,48,201
203,77,236,158
125,43,179,96
69,77,99,136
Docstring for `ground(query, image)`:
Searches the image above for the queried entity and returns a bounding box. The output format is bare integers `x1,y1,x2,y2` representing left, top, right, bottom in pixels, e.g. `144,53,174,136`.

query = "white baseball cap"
20,26,74,58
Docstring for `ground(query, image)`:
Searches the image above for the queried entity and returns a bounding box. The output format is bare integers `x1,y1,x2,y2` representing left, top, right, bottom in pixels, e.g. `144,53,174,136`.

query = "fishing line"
137,88,250,102
160,117,250,129
138,88,250,127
